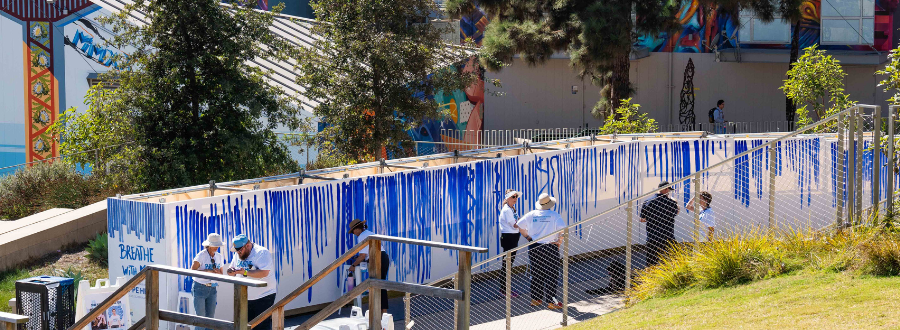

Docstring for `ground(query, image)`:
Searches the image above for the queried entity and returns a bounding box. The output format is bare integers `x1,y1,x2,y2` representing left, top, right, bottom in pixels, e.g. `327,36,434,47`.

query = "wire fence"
405,105,896,330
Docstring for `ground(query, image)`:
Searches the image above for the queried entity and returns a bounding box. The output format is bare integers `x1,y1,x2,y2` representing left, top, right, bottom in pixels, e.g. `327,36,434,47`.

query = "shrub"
857,233,900,276
56,266,85,297
0,162,125,220
85,233,109,267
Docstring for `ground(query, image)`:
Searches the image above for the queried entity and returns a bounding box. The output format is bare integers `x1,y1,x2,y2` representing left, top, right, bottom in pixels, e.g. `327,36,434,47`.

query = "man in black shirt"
640,181,680,267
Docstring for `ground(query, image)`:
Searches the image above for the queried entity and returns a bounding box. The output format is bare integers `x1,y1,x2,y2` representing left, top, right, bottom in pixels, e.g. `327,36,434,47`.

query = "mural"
460,5,489,47
635,0,898,53
108,134,894,318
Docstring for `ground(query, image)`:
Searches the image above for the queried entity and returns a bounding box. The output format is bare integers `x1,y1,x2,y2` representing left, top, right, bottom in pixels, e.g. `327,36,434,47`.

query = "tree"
598,98,658,134
53,0,307,191
446,0,682,118
781,46,854,131
297,0,478,163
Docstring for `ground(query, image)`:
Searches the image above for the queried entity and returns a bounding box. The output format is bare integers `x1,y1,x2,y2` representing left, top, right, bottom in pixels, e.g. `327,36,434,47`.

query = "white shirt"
108,314,122,328
516,209,566,244
357,230,381,257
699,207,716,228
498,204,519,234
192,250,225,285
230,244,277,300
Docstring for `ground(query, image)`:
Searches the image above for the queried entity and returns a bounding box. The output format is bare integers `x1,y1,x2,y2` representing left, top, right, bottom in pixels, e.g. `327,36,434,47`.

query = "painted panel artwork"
108,135,893,318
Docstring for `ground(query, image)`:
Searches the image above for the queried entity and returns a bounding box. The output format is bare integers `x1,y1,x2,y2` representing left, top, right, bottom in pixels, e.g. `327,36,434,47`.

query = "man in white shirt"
516,193,566,309
347,219,391,313
687,191,716,241
227,234,277,330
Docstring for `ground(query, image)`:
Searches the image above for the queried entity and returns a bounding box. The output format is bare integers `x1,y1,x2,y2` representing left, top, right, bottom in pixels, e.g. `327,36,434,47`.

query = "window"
821,0,874,44
739,13,791,43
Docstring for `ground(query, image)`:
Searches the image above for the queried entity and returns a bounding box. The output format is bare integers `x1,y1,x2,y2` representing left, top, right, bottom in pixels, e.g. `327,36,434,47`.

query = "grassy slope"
567,273,900,330
0,245,107,313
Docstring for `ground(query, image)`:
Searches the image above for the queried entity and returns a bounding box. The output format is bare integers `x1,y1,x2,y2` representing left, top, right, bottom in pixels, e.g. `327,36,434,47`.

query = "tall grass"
628,226,900,304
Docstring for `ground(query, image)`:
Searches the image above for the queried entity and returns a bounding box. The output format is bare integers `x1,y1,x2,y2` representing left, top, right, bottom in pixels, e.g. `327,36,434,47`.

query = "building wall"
483,52,890,131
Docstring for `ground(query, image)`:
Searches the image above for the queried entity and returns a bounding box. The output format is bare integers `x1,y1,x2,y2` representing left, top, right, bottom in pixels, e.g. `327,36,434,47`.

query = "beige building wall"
483,52,890,131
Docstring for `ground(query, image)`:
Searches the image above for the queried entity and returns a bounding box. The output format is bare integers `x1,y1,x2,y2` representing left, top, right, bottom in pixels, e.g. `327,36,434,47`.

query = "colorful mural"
636,0,899,53
460,5,489,46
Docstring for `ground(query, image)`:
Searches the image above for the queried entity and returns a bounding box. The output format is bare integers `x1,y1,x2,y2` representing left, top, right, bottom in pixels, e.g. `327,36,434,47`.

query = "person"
90,311,107,330
227,234,277,330
639,181,680,267
107,309,122,329
348,219,390,313
686,191,715,242
498,189,522,296
191,233,226,330
516,193,566,310
710,100,727,134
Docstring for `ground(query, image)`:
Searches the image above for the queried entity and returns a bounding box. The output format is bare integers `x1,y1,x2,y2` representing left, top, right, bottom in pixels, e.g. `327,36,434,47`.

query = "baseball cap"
231,234,249,252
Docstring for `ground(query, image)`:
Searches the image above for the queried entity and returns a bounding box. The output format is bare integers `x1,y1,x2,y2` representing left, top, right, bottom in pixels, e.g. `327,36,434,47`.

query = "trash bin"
15,276,76,330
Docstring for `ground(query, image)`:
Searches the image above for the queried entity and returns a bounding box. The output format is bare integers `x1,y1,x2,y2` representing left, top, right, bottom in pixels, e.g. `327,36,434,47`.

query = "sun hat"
534,193,557,210
231,234,249,252
504,190,521,202
347,219,366,234
202,233,225,248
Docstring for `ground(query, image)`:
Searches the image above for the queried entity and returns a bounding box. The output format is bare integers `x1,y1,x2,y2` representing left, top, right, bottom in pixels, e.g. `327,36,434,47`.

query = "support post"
625,201,633,286
404,293,411,330
848,108,857,224
145,270,159,330
873,106,882,218
272,306,284,330
234,285,248,330
837,112,846,228
369,240,382,330
453,277,458,330
768,144,776,230
561,228,570,327
692,173,702,245
209,180,216,197
857,112,864,221
505,252,511,330
889,107,896,218
456,251,472,330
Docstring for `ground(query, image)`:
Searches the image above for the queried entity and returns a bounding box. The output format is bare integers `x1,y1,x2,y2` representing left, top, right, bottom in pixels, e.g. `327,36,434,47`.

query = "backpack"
708,108,717,123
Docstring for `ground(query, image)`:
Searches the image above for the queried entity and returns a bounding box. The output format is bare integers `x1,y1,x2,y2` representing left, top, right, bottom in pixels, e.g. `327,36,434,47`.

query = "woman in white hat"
516,193,566,309
498,189,522,296
190,233,226,330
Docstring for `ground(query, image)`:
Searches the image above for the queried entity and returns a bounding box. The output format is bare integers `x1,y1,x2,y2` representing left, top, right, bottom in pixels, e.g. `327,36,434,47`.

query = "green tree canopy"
54,0,307,191
781,46,853,129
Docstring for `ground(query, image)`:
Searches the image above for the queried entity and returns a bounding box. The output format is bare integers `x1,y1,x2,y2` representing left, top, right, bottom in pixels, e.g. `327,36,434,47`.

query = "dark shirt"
640,193,679,243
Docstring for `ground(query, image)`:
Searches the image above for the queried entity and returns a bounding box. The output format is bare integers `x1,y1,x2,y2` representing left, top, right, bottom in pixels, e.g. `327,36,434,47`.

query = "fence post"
561,228,569,327
505,251,511,330
857,111,864,221
272,306,284,330
209,180,216,197
768,143,776,230
146,270,159,330
889,106,896,218
873,106,882,218
837,112,846,228
625,201,633,286
456,251,472,330
453,276,458,330
404,293,411,330
369,239,382,330
234,284,248,330
848,108,857,224
692,173,702,245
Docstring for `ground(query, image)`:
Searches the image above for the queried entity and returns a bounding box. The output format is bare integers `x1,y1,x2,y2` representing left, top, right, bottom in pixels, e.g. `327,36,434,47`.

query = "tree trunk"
786,19,801,129
610,50,631,118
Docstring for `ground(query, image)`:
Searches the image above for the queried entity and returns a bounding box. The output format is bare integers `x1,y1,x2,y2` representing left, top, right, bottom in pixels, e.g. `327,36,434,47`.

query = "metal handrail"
422,104,876,286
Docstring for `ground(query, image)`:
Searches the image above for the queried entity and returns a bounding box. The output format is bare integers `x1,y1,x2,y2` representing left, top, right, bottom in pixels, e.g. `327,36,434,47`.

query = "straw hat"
347,219,367,234
202,233,226,248
535,193,557,210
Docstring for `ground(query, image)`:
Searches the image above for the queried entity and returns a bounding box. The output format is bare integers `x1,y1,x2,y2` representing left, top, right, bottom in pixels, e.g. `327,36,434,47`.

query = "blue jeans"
192,282,218,330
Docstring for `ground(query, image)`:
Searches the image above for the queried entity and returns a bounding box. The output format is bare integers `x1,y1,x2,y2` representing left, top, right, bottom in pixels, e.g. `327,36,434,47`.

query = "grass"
566,272,900,329
0,243,108,313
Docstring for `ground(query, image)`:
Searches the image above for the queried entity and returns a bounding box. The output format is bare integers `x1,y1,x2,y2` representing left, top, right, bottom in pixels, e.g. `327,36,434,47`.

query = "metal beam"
367,279,463,301
159,311,234,330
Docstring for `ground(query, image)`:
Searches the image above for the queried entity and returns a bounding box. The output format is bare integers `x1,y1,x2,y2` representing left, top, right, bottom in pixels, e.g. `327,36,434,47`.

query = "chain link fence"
404,105,896,330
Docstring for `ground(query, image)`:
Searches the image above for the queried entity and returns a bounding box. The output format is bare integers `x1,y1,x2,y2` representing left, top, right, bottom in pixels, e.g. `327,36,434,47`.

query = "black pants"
247,293,276,330
529,243,560,303
374,251,390,309
499,233,521,280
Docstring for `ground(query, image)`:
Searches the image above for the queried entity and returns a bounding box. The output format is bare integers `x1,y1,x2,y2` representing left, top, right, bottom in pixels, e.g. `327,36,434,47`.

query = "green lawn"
567,273,900,330
0,245,107,313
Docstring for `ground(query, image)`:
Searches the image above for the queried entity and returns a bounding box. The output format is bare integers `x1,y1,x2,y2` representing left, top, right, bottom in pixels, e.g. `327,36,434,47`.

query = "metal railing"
405,105,896,330
664,121,795,134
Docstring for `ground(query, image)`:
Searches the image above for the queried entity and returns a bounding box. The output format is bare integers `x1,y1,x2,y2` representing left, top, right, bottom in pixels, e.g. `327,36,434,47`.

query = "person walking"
227,234,277,330
709,100,727,134
640,181,680,267
498,189,522,297
516,193,566,310
190,233,226,330
347,219,391,313
687,191,716,242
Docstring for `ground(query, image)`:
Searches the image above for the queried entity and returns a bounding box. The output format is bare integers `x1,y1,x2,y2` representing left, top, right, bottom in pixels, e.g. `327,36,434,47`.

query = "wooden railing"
0,311,28,330
66,265,267,330
251,234,487,330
